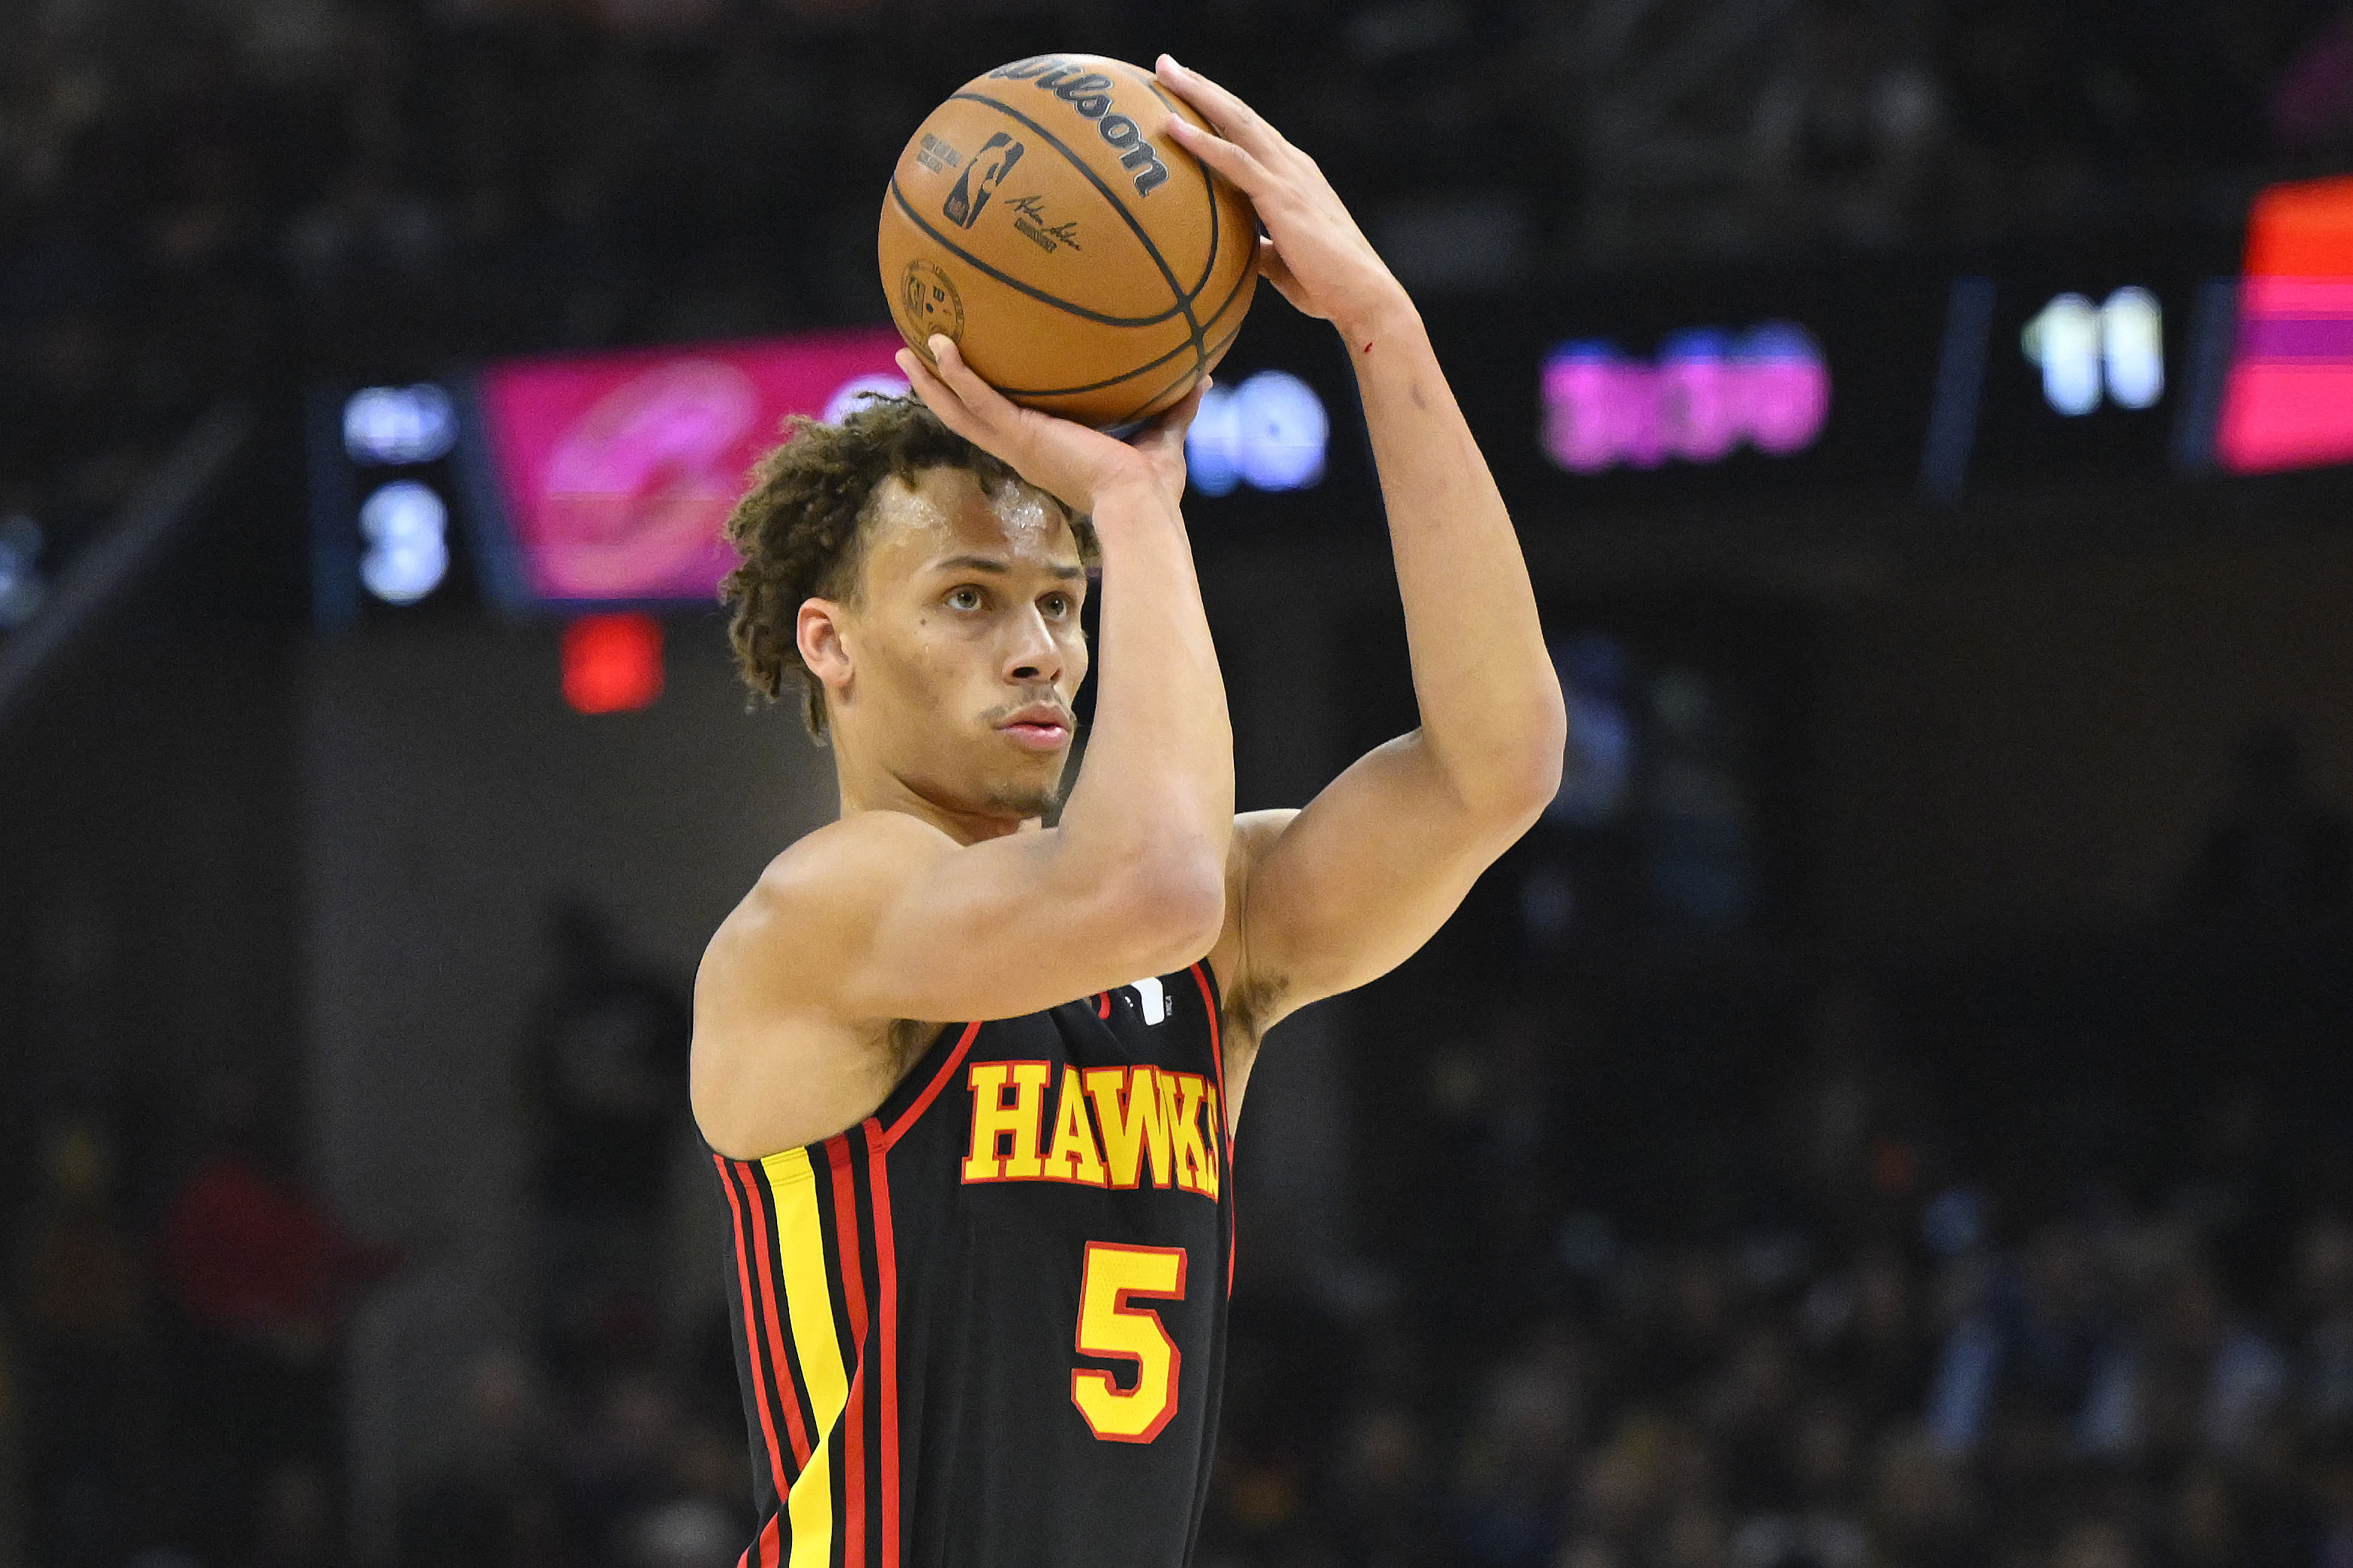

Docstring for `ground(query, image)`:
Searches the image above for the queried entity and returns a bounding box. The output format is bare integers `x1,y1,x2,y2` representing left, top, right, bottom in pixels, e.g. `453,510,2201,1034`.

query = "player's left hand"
1155,55,1412,346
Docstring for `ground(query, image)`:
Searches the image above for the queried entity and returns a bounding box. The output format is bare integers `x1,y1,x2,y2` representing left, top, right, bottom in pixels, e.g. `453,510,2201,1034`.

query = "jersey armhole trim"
1187,960,1238,1298
877,1019,983,1151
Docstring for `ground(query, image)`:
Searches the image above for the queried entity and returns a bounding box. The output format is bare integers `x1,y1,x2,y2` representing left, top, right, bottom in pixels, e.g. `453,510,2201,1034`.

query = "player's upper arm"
729,809,1226,1028
1226,731,1550,1033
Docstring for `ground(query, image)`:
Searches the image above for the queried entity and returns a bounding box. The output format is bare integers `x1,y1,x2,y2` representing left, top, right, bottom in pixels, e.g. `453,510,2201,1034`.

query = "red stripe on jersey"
827,1133,870,1567
755,1509,782,1568
865,1119,902,1568
1193,964,1223,1101
736,1159,815,1468
1189,963,1236,1297
881,1021,983,1150
714,1153,792,1500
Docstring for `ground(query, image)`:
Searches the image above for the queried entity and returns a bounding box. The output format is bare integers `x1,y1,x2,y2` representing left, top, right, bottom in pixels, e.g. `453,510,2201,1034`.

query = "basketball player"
692,55,1565,1568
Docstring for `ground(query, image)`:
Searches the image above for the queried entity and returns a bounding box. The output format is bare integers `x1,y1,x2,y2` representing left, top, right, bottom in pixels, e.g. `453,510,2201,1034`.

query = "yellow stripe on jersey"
764,1147,852,1567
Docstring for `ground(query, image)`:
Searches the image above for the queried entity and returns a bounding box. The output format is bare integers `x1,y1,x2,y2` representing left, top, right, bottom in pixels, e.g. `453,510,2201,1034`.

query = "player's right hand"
899,335,1205,520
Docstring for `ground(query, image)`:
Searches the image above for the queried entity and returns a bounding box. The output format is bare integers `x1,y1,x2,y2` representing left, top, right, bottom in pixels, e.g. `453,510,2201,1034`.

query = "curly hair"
719,393,1096,739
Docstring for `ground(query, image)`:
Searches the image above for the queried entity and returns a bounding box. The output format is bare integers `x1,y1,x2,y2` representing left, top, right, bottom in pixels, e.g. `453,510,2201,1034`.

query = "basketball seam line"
1109,309,1250,427
889,178,1187,329
987,251,1257,400
1095,271,1256,420
947,91,1208,390
1114,63,1223,304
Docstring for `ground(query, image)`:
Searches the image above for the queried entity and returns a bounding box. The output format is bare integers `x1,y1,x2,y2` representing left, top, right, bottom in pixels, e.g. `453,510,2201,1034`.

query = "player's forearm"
1053,481,1235,931
1350,298,1565,817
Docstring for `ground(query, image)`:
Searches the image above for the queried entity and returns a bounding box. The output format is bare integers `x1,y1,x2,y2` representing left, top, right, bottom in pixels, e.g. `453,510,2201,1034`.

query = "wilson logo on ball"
988,56,1170,197
944,132,1024,228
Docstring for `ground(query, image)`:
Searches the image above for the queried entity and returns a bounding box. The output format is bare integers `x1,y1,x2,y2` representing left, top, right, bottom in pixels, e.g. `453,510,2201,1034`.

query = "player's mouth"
997,703,1073,751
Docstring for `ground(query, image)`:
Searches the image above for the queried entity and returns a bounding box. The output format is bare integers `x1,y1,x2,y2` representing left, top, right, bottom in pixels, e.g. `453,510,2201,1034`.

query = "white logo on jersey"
1127,976,1168,1025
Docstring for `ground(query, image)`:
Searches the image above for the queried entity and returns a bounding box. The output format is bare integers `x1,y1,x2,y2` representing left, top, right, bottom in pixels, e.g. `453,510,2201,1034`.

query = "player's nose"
1001,604,1064,685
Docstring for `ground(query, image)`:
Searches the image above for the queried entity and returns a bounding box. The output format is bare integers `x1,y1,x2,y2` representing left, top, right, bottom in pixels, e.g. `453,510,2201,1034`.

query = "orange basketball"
879,54,1260,429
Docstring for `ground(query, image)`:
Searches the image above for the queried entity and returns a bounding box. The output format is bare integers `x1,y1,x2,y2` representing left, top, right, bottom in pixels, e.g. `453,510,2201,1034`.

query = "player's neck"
830,746,1041,846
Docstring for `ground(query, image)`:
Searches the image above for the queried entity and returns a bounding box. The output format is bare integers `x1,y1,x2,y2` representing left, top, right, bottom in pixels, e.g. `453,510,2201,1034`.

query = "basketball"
878,55,1260,429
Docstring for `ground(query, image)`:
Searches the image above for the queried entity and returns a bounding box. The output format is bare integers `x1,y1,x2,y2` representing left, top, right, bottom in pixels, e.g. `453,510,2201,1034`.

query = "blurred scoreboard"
309,175,2353,626
1468,174,2353,511
309,327,914,628
2217,175,2353,475
308,311,1355,627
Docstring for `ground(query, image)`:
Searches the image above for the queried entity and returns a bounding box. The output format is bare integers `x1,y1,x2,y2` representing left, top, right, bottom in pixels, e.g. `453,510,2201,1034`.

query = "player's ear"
797,598,854,709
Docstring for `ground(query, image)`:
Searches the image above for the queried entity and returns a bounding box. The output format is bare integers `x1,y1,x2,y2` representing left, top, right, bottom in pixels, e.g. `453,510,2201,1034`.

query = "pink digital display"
1541,323,1832,475
2217,176,2353,476
477,327,910,602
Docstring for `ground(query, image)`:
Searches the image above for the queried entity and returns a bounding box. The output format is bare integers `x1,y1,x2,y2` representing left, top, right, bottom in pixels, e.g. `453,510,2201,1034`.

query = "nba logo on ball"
944,133,1023,229
879,54,1261,429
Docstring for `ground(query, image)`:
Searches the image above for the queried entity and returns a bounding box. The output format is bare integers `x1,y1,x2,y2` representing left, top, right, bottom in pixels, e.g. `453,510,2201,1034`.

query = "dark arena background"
8,1,2353,1565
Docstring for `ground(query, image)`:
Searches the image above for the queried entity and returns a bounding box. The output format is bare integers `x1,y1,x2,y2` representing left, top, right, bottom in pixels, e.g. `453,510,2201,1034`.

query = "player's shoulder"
771,808,955,883
760,810,961,900
706,812,962,985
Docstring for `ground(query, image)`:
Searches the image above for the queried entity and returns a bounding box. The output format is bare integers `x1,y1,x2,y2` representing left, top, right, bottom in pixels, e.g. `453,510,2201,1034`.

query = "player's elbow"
1502,700,1570,823
1100,851,1227,973
1452,693,1568,831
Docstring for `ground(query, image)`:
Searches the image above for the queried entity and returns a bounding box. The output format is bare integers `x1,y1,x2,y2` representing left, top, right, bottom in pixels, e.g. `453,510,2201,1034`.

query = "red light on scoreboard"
2218,175,2353,475
563,613,664,714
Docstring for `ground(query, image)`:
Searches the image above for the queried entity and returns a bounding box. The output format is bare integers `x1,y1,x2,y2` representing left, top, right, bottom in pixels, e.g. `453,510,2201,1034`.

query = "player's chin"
982,772,1066,821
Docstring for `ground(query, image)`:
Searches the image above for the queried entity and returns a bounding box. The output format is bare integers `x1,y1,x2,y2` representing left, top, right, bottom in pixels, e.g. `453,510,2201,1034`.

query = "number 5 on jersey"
1070,1242,1187,1442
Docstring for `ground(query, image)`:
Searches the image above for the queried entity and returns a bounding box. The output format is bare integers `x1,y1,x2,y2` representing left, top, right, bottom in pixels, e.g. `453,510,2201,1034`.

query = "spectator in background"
246,1459,338,1568
401,1350,572,1568
2183,723,2353,921
2298,1216,2353,1437
155,1073,395,1565
1454,1318,1587,1567
397,1348,748,1568
1314,1405,1451,1568
523,898,690,1379
2079,1251,2284,1465
16,1119,146,1568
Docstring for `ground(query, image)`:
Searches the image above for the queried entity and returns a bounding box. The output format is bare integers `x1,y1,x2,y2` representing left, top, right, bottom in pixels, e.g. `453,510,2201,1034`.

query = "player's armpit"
1226,731,1548,1034
740,808,1225,1030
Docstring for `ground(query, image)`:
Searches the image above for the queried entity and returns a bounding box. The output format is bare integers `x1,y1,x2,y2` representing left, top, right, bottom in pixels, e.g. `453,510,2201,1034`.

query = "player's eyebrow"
933,553,1085,580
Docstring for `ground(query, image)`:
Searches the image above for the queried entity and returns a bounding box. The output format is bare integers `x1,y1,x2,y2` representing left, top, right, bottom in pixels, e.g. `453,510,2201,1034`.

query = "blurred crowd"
6,4,2353,1554
1199,1111,2353,1568
11,911,2353,1567
4,1093,393,1568
1199,1221,2353,1568
5,0,2353,617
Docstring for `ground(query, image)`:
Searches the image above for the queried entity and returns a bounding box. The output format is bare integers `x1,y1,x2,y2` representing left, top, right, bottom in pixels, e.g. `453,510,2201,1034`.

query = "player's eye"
1042,592,1072,618
947,586,984,611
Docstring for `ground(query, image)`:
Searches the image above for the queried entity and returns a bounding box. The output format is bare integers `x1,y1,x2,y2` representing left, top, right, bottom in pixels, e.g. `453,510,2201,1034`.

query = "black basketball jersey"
709,962,1234,1568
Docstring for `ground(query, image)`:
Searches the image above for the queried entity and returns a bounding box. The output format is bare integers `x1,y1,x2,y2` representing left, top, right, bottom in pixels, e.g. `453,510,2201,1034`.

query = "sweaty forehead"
865,466,1080,573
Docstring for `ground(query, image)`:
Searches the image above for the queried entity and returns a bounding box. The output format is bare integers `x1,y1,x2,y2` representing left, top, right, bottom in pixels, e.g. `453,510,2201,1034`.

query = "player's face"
844,466,1090,821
